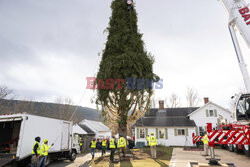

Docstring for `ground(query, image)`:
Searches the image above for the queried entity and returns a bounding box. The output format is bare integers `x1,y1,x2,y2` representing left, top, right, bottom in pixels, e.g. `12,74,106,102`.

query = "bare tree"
185,87,201,107
54,97,74,120
0,85,13,99
166,94,182,108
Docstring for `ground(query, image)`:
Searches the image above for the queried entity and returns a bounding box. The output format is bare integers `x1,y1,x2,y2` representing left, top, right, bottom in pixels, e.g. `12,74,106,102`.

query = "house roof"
145,107,199,117
80,119,110,132
187,101,231,117
78,124,95,134
73,124,87,135
135,117,196,127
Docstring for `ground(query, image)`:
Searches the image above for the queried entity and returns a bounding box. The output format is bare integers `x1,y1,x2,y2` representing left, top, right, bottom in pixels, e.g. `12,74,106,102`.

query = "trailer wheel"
243,145,250,157
228,144,234,152
69,150,77,161
233,144,242,153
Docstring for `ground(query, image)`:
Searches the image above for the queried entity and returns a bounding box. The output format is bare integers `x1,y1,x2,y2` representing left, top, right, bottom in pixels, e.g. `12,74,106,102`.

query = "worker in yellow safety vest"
146,134,150,146
31,137,41,167
39,139,54,167
109,136,116,163
118,134,126,160
149,132,157,158
201,131,209,156
89,138,96,159
102,138,107,156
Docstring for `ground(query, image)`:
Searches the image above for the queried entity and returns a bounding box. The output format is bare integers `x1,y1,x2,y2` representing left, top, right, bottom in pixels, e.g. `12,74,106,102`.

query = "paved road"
170,148,250,167
49,152,102,167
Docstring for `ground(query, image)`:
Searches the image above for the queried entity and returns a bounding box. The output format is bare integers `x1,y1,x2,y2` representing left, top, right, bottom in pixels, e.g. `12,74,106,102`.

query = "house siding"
135,126,195,146
189,103,232,134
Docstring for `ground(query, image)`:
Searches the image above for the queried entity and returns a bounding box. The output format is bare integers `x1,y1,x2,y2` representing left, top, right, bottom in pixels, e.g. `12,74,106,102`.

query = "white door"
61,122,70,150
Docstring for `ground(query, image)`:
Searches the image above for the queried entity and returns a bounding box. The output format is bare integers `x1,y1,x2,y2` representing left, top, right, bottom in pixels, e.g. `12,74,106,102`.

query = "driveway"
49,152,102,167
170,148,250,167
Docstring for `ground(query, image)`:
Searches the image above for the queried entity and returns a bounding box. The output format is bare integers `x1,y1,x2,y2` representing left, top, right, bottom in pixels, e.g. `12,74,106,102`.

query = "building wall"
95,131,111,139
135,126,195,146
189,103,232,134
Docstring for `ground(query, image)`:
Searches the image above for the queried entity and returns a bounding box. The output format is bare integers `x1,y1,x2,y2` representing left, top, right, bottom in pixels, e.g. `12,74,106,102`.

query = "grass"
90,146,173,167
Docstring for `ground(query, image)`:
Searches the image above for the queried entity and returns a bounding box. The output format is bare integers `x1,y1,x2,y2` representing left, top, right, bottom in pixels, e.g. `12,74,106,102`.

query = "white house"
134,101,198,147
79,119,111,139
134,98,232,147
188,98,232,135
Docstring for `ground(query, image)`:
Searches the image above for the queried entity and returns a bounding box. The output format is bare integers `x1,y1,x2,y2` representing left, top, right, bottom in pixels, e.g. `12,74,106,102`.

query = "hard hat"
151,132,154,135
44,139,48,142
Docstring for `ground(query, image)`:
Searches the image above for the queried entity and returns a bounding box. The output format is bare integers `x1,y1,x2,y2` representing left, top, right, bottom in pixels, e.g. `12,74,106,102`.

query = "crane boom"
221,0,250,92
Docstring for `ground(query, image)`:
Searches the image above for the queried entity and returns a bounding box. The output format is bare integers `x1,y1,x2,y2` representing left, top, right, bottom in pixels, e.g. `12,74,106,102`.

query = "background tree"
166,93,181,108
95,0,158,136
185,87,201,107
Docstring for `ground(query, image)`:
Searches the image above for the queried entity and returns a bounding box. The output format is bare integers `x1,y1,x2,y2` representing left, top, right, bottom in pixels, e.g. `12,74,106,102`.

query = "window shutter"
156,128,158,138
165,128,168,139
136,128,139,139
206,110,209,117
185,128,188,136
195,127,198,135
214,110,217,117
174,128,177,136
146,128,148,136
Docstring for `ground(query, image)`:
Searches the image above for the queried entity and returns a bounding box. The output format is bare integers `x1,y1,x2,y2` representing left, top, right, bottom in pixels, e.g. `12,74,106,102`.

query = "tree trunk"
118,120,127,138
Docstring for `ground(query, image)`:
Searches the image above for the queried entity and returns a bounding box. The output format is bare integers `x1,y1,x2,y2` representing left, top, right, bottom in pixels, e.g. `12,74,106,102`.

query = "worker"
31,137,41,167
80,137,83,153
102,138,107,156
149,132,157,158
39,139,54,167
118,134,126,160
201,131,209,156
109,136,116,163
146,134,150,146
89,138,96,159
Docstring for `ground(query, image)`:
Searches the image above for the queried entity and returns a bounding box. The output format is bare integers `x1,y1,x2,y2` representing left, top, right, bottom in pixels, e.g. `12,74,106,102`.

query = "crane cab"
233,93,250,125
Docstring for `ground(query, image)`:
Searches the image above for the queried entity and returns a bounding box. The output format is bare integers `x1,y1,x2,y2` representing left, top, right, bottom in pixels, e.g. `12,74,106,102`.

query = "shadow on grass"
153,159,169,167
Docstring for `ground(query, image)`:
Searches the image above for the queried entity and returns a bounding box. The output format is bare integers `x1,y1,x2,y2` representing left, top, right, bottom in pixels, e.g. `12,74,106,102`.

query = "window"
199,127,204,136
158,128,165,139
139,128,145,138
177,129,185,136
209,110,214,117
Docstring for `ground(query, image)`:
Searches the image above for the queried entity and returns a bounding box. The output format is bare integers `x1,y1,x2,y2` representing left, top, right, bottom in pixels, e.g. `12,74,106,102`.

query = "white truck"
0,113,80,166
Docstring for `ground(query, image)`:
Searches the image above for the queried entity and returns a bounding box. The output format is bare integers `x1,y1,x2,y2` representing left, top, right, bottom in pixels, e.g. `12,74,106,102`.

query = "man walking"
39,139,54,167
118,135,126,160
101,138,107,156
31,137,41,167
109,136,116,163
202,131,209,156
89,138,96,159
149,132,157,158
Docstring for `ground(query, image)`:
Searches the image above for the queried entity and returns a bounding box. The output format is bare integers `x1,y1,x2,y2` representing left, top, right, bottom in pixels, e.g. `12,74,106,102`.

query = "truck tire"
69,150,77,161
243,145,250,157
233,144,241,153
228,144,234,152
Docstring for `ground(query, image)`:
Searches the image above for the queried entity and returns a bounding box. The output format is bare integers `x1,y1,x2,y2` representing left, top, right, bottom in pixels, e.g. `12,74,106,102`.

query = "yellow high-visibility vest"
149,136,157,146
91,141,97,148
102,140,107,147
118,137,126,148
146,136,150,142
202,134,208,145
109,138,116,148
40,144,52,156
32,141,40,155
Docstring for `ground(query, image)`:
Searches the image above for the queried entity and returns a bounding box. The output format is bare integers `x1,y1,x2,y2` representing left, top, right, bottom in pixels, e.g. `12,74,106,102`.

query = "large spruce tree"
96,0,159,136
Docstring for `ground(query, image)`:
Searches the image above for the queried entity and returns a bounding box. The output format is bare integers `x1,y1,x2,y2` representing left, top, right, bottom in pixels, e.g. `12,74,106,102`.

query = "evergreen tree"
96,0,159,136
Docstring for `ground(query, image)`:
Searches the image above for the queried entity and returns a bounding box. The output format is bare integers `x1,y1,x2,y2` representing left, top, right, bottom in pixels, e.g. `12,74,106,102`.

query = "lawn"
90,146,173,167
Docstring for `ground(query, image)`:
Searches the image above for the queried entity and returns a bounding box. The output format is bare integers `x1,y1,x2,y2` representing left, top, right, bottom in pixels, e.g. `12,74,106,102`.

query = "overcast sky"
1,0,250,109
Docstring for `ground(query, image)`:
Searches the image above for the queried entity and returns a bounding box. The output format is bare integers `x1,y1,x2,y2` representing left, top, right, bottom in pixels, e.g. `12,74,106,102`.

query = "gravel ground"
49,152,102,167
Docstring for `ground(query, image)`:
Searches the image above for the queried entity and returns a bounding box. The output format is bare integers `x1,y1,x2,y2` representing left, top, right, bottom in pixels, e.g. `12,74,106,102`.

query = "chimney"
159,100,164,110
204,97,209,104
